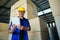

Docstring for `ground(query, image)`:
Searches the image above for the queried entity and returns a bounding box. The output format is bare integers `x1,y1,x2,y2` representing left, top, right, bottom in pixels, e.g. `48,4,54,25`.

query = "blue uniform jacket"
8,18,30,40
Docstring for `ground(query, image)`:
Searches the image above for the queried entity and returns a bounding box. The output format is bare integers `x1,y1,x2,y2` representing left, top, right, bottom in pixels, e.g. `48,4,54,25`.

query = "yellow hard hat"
18,7,25,12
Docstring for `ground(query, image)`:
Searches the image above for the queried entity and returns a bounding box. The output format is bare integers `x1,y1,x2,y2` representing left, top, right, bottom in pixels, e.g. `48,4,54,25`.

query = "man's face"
18,11,25,17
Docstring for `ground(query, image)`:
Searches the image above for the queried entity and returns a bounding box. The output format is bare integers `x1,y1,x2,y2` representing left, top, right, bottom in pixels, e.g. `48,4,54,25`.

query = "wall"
0,23,9,40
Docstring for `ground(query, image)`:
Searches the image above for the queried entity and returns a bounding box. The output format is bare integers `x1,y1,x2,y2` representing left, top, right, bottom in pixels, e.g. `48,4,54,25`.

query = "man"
8,7,31,40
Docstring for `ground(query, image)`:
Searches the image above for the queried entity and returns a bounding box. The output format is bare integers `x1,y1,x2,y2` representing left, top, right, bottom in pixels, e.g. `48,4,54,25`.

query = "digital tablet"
11,17,20,25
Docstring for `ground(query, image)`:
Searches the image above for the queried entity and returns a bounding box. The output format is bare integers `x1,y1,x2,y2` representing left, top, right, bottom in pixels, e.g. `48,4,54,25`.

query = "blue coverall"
8,18,30,40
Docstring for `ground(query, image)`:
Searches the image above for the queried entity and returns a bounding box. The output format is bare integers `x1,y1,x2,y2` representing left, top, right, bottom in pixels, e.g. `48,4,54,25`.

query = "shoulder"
24,18,30,22
24,18,29,20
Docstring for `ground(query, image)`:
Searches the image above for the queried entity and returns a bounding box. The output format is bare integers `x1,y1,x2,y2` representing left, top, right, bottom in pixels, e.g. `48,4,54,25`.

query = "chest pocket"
23,20,29,27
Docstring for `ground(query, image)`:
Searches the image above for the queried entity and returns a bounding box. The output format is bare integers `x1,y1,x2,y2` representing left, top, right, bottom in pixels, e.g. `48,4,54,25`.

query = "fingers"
17,25,20,29
20,25,24,30
17,25,24,30
12,24,17,28
14,25,24,30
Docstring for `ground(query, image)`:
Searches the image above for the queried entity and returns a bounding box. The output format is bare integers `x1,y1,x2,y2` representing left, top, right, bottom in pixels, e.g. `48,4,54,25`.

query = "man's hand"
17,25,31,31
17,25,24,30
9,24,17,33
20,25,24,30
11,24,17,30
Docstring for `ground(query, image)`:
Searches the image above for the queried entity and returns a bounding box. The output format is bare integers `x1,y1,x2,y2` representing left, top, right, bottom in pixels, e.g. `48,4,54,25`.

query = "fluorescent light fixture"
43,8,52,13
38,11,43,16
38,8,52,16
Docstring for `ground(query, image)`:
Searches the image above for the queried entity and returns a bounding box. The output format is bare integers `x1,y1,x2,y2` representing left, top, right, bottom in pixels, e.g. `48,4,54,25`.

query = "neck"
19,16,24,19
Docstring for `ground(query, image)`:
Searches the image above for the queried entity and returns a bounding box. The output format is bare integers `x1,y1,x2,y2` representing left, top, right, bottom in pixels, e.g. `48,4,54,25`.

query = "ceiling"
39,12,55,23
0,0,18,23
31,0,50,12
0,0,55,23
32,0,55,23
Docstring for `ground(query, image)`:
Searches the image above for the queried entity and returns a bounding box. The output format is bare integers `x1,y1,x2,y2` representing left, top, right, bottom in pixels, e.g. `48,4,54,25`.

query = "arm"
23,19,31,31
19,25,31,31
17,25,31,31
23,26,31,31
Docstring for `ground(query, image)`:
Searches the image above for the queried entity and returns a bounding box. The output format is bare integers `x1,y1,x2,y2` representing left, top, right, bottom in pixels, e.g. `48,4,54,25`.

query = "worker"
8,7,31,40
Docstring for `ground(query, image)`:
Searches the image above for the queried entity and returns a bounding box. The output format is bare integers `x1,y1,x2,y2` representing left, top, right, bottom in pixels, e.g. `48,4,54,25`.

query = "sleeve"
8,21,12,30
26,19,30,27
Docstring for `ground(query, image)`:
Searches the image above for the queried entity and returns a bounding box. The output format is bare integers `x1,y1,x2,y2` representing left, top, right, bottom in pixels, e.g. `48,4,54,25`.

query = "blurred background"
0,0,60,40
